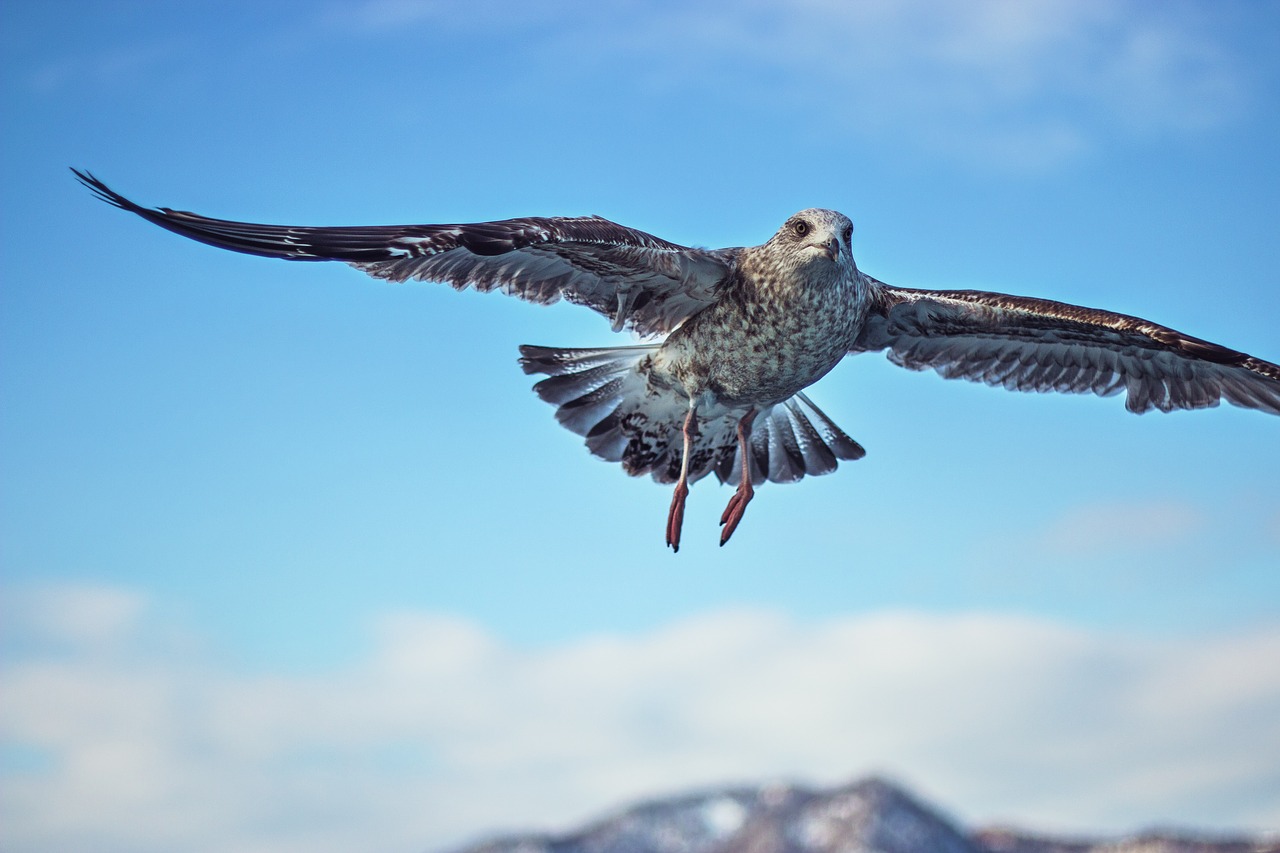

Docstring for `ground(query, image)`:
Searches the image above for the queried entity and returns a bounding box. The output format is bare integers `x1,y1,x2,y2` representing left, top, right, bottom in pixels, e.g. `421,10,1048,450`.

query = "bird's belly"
658,310,859,408
707,341,847,405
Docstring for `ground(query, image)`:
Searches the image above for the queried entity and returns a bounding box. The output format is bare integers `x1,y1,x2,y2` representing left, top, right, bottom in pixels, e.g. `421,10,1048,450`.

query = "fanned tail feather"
519,345,865,487
719,393,866,486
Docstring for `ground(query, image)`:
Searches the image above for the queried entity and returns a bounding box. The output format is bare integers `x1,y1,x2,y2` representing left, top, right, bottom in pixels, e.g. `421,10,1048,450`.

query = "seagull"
73,169,1280,551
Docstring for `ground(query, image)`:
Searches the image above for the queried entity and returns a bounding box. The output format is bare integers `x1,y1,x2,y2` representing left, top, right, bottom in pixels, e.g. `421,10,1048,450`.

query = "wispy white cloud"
20,38,189,95
3,586,1278,852
685,0,1246,170
325,0,1248,173
6,583,147,646
1029,499,1205,556
319,0,541,33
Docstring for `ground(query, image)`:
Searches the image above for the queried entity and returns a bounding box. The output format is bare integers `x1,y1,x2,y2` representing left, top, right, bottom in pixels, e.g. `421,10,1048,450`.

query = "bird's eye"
792,220,810,237
843,225,853,244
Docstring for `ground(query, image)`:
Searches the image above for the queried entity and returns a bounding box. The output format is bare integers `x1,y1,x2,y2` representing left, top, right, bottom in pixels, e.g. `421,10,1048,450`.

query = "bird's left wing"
75,170,735,337
853,280,1280,415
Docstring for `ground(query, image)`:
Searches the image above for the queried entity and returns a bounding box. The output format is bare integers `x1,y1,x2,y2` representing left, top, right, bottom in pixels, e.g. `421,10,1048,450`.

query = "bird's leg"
665,404,699,553
719,408,757,547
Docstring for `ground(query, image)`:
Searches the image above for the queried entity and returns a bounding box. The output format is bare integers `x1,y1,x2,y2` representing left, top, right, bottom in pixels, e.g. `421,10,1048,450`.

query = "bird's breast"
655,279,865,408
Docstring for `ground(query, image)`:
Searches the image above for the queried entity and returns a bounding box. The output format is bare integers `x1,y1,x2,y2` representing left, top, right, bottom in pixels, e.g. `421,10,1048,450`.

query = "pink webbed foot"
718,407,758,547
718,479,754,546
666,405,699,553
666,480,690,552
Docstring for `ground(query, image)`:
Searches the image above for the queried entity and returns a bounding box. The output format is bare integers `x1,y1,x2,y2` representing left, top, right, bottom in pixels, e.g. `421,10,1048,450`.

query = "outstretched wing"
853,280,1280,415
74,169,735,337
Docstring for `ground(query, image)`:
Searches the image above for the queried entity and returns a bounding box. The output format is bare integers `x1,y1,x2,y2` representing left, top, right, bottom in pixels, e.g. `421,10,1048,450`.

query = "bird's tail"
519,345,866,486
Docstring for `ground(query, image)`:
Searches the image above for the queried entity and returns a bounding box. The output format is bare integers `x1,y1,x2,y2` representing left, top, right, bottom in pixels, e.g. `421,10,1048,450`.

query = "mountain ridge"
443,776,1278,853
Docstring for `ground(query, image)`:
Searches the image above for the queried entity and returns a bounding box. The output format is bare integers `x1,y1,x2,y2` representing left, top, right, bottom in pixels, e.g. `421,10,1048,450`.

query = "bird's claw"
718,481,754,546
666,480,689,552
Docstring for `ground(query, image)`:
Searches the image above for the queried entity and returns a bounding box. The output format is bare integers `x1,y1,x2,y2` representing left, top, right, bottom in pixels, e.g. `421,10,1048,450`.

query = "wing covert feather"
75,170,734,336
854,281,1280,415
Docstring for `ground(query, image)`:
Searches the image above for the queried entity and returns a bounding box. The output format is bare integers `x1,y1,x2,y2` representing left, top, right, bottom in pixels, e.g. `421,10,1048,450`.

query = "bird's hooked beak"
819,235,840,262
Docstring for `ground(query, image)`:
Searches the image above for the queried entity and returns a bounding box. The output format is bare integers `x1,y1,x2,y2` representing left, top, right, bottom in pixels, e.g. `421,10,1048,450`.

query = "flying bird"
73,169,1280,551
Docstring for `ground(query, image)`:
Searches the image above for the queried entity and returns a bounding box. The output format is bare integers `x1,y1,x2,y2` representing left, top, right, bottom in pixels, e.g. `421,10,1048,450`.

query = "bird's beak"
821,236,840,261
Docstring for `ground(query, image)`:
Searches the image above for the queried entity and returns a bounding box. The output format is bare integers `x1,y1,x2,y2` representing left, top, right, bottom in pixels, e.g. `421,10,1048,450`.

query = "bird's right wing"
75,170,736,337
853,279,1280,415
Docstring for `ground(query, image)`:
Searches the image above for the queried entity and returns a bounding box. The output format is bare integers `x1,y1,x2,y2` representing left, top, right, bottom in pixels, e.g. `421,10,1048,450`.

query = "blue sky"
2,1,1278,851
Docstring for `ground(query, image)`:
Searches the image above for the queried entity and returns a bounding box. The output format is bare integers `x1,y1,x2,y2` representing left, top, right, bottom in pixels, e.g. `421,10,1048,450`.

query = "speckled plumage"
669,222,866,395
75,170,1280,550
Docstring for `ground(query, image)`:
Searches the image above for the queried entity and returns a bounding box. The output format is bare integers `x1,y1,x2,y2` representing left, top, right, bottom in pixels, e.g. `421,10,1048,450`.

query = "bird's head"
769,209,856,274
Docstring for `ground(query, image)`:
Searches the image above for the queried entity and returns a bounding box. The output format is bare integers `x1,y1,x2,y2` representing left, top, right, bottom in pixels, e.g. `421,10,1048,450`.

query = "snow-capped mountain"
446,777,1276,853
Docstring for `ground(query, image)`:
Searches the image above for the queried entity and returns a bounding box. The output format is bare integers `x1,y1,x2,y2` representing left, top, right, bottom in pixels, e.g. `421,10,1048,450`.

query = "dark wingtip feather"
72,168,134,211
69,169,349,261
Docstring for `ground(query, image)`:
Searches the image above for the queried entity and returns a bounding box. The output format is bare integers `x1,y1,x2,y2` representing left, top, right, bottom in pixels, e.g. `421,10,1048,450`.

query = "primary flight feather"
74,169,1280,551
